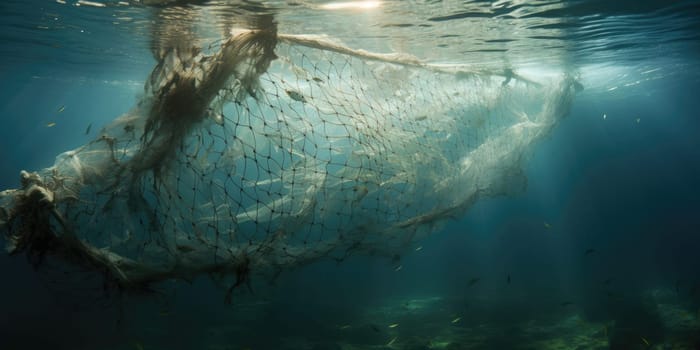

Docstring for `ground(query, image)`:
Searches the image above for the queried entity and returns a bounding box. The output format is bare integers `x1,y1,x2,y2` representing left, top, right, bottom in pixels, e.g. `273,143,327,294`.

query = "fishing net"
0,27,578,300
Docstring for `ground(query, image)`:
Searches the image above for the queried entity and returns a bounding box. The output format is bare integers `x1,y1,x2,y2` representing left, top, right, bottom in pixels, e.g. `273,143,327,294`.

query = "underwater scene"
1,1,700,349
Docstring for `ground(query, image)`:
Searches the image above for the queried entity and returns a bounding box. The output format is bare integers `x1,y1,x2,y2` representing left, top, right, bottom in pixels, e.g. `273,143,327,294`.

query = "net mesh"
0,29,578,299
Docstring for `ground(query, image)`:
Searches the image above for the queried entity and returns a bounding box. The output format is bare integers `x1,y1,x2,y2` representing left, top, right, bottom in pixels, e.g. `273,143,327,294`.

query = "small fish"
603,325,608,338
371,324,380,332
414,115,428,121
415,246,423,252
46,122,56,127
560,301,574,307
159,310,170,316
603,113,607,120
451,317,461,324
339,324,351,330
312,77,323,83
467,278,480,287
388,323,399,328
603,278,612,285
675,280,680,295
584,248,596,256
134,342,144,350
387,336,397,346
394,265,402,272
175,244,196,253
641,336,650,346
507,274,511,284
85,123,92,135
543,222,552,229
606,291,623,299
57,105,65,113
353,185,369,203
285,89,306,103
636,118,641,123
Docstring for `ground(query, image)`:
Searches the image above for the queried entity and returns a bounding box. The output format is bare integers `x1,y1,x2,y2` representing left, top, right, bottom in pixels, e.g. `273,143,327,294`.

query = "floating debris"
501,68,513,86
212,112,224,126
46,122,56,128
134,342,144,350
0,24,584,338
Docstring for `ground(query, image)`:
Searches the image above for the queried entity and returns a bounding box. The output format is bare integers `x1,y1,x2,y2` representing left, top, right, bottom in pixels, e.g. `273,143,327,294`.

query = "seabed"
123,287,699,350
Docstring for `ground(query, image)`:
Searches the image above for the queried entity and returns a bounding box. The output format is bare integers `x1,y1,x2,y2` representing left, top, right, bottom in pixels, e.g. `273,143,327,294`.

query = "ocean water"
1,1,700,350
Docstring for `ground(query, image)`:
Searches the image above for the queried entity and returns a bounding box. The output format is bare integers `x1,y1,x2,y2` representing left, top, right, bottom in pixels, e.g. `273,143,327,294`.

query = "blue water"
2,1,700,349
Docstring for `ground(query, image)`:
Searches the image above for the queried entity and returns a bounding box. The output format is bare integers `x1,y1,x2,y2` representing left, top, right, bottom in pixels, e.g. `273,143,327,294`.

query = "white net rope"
0,29,578,299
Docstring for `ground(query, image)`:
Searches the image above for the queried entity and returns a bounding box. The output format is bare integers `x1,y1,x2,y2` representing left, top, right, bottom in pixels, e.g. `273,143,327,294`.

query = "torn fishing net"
0,29,578,300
